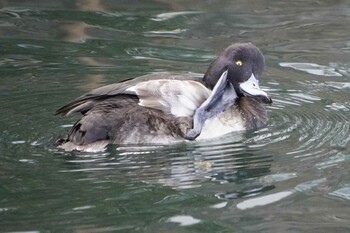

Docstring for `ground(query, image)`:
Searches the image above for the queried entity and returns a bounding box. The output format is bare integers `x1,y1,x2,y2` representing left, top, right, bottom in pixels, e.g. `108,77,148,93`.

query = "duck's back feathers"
55,72,205,117
63,95,139,145
59,95,192,149
56,72,208,149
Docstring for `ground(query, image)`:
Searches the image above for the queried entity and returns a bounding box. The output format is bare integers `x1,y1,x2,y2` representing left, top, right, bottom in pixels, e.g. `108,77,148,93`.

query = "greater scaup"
56,43,272,151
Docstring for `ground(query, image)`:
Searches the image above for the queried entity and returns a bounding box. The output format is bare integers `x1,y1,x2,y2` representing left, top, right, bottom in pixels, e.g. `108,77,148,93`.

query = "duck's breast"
196,107,245,140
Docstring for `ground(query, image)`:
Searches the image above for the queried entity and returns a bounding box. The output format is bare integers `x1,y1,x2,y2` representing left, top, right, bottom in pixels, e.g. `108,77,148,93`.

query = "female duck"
56,43,272,151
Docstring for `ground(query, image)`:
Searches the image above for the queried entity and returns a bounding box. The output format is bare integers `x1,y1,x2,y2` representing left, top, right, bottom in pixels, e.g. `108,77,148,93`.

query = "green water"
1,1,350,232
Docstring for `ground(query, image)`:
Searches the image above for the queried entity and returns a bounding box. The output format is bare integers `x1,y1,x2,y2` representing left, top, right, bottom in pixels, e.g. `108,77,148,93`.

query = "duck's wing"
55,72,210,118
128,79,211,117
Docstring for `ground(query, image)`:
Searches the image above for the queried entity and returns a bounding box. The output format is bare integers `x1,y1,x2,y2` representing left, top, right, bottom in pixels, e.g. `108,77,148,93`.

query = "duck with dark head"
56,43,272,152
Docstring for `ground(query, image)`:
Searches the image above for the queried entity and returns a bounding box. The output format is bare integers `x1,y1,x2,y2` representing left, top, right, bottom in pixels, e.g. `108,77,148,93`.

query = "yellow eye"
235,60,243,66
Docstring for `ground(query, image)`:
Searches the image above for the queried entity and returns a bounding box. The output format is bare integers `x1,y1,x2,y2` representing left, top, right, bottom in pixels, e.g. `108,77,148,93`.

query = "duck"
55,43,272,151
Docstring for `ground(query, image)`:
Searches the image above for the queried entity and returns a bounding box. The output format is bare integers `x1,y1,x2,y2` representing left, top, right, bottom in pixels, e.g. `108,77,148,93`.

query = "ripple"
329,187,350,200
288,92,321,103
315,151,350,169
151,11,201,21
60,140,273,190
125,46,214,63
236,191,293,210
329,62,350,76
246,86,350,167
280,62,343,76
166,215,201,226
144,28,187,39
260,173,298,183
325,81,350,90
294,178,327,192
325,102,350,111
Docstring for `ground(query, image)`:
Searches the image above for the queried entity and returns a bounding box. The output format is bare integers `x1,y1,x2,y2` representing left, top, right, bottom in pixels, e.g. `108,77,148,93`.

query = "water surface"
1,1,350,232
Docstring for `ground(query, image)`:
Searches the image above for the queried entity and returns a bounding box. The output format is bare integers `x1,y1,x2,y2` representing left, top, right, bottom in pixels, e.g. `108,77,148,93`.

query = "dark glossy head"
203,43,270,103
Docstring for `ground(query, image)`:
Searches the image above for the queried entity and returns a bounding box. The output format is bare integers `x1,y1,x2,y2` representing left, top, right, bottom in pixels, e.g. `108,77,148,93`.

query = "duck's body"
56,43,272,151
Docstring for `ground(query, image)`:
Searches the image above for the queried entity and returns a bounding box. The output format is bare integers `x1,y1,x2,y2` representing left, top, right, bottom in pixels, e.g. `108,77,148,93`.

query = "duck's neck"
236,97,268,129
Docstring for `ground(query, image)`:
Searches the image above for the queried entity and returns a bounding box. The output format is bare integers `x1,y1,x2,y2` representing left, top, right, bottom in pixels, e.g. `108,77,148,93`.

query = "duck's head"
203,43,272,104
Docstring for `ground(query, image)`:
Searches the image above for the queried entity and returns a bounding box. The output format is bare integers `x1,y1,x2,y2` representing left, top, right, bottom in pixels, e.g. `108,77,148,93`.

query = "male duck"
56,43,272,151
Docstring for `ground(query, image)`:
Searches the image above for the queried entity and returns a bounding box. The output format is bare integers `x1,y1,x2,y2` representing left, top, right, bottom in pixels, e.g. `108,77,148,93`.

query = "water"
1,0,349,232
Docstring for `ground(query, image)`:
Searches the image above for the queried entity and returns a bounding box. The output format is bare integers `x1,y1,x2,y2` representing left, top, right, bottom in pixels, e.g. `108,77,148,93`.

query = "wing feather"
55,72,207,117
129,79,210,117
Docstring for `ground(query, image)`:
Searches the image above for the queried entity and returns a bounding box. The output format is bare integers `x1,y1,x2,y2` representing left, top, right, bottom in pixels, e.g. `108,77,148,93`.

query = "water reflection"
58,21,93,43
60,137,273,193
75,0,105,12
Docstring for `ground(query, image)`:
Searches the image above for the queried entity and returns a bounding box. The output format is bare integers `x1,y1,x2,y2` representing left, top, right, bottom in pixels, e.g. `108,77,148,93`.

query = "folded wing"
127,79,210,117
55,73,210,119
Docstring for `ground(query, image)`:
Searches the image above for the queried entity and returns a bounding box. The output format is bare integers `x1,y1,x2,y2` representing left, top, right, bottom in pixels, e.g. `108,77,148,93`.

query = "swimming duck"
56,43,272,151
